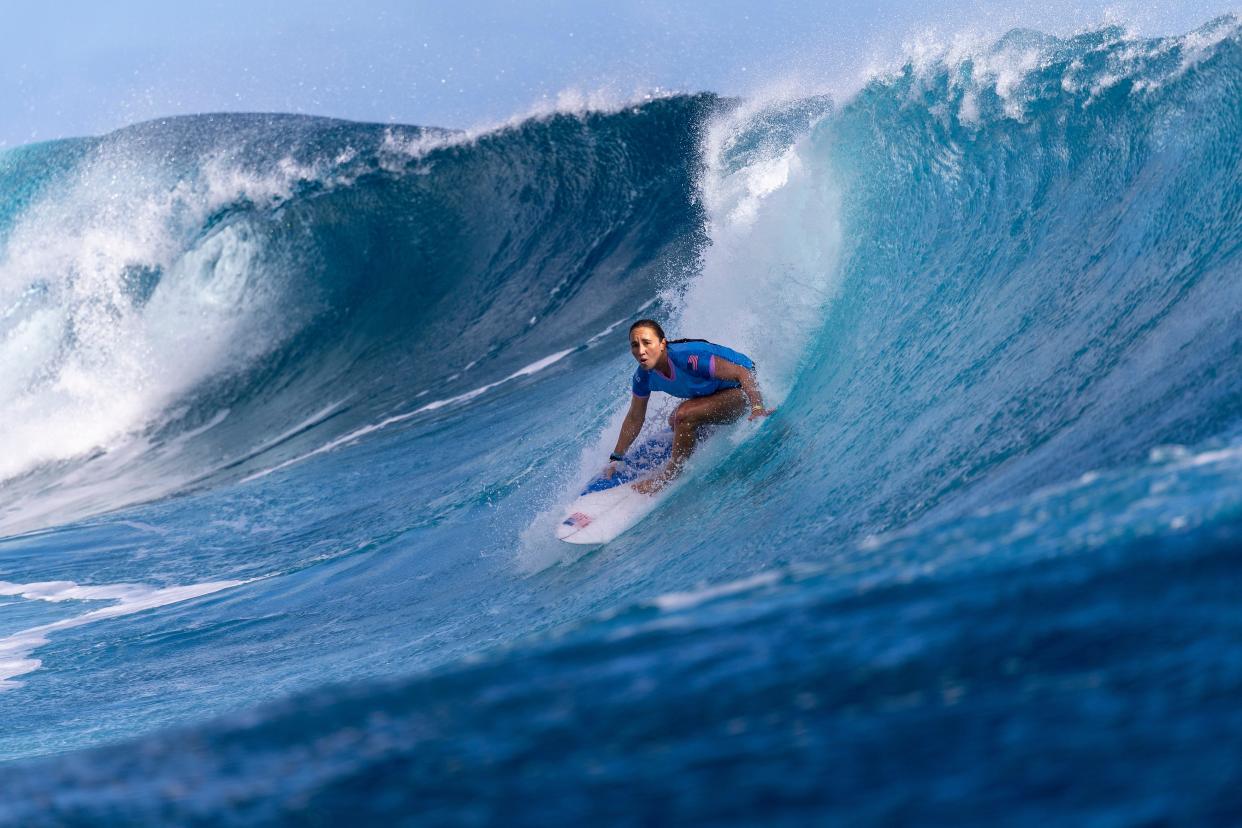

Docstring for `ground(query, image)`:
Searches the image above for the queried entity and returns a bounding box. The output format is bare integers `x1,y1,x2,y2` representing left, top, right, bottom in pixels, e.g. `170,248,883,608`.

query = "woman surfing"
607,320,774,494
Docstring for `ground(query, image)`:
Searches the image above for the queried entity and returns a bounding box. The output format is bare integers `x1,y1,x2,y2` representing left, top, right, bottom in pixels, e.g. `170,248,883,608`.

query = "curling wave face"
0,100,715,533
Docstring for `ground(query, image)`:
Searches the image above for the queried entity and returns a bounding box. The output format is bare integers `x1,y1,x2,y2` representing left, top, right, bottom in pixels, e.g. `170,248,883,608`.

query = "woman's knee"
670,401,693,430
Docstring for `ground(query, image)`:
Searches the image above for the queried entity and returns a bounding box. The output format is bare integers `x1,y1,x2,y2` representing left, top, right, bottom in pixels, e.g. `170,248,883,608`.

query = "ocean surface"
1,17,1241,825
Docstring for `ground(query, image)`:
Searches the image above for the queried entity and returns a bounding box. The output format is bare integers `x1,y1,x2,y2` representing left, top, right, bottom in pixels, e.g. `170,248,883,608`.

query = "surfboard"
556,430,674,545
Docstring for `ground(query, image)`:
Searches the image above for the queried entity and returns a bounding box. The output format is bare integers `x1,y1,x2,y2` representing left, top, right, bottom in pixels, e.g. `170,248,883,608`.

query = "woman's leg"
668,387,749,474
637,389,749,493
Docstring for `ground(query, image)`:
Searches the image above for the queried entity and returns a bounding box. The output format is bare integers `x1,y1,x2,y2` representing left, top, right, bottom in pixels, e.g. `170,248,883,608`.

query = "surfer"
607,319,774,494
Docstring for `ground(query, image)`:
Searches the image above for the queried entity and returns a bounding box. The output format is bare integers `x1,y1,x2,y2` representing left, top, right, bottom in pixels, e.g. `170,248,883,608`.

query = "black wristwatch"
609,452,624,462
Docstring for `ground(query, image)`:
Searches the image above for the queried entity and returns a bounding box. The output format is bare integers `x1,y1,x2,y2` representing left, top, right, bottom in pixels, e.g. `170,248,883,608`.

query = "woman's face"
630,326,666,370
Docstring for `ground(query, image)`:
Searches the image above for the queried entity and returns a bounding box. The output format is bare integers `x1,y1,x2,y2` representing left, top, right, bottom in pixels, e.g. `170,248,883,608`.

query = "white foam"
586,316,629,344
0,140,347,511
887,16,1241,124
242,348,575,482
650,572,782,612
0,577,246,690
1183,445,1242,470
416,349,573,413
671,95,844,404
378,86,683,168
1133,15,1241,93
224,400,348,463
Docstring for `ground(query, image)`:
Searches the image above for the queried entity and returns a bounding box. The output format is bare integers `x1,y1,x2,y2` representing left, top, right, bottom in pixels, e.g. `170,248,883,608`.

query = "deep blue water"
1,18,1241,825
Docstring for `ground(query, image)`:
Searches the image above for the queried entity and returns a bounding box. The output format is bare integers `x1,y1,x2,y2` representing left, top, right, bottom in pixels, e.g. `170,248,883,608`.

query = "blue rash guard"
631,340,756,400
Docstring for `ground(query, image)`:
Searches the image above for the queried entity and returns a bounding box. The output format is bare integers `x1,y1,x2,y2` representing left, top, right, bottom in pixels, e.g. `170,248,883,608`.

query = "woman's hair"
629,319,666,340
628,319,711,346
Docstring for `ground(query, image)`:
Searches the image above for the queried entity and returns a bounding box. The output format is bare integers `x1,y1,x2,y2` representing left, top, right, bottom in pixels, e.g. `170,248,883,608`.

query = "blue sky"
2,0,1234,148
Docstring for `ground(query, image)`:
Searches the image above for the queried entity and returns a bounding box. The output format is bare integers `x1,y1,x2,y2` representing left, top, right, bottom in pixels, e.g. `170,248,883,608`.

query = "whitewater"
1,17,1241,825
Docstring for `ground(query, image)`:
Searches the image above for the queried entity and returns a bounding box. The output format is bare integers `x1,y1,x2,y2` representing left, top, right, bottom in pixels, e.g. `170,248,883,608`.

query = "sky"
1,0,1235,148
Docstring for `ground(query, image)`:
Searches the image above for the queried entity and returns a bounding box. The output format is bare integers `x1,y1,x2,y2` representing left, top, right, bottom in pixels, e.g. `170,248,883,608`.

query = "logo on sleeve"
688,355,699,371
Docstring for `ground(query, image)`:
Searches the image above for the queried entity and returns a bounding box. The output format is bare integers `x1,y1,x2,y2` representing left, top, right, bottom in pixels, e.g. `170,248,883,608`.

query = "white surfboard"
556,431,675,545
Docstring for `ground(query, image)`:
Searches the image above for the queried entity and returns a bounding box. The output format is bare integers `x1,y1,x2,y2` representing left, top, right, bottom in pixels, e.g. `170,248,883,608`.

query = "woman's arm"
606,395,649,476
614,394,649,454
713,359,775,419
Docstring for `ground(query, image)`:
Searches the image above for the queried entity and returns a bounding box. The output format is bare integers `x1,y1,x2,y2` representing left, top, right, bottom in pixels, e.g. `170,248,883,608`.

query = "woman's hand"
603,460,619,479
714,361,772,423
633,477,666,495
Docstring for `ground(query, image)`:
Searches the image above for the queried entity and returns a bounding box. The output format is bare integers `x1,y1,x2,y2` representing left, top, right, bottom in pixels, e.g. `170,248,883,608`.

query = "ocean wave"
0,97,718,533
1,19,1241,823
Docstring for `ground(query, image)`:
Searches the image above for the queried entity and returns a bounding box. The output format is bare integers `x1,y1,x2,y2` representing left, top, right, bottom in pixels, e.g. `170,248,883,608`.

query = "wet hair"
629,319,666,341
628,320,713,347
